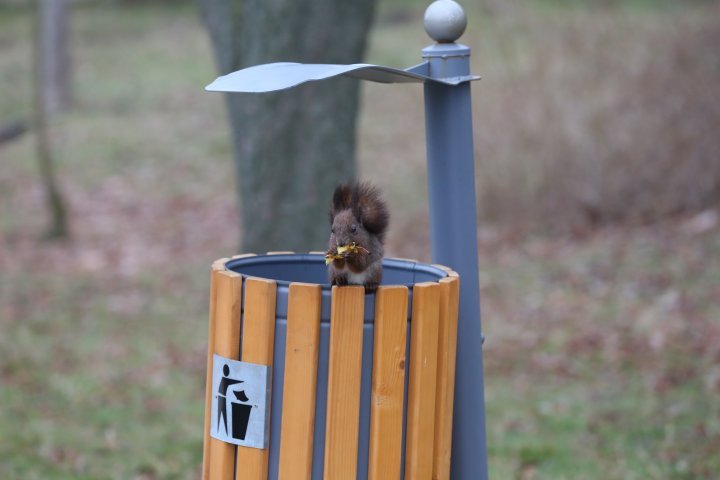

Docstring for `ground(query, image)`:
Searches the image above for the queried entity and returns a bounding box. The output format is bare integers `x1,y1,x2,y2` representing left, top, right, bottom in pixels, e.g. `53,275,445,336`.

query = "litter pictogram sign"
210,354,270,449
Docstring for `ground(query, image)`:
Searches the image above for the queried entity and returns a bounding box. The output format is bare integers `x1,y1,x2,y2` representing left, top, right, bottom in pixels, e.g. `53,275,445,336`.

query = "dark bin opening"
225,253,449,288
224,254,450,324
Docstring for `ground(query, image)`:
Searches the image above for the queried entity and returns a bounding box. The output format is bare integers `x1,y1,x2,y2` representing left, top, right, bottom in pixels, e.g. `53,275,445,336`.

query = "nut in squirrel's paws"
324,242,370,265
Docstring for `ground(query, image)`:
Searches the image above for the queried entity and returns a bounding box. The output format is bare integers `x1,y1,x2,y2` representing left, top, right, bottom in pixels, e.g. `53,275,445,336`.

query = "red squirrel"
326,182,389,292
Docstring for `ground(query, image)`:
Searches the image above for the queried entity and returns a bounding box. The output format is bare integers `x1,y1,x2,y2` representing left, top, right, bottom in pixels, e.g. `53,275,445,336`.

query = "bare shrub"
473,4,720,231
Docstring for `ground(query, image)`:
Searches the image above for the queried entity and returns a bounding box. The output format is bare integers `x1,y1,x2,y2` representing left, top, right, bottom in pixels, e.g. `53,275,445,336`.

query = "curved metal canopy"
205,61,479,93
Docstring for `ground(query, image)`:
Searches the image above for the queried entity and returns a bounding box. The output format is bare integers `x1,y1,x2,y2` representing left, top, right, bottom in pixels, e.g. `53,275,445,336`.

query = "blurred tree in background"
198,0,377,253
37,0,72,115
33,0,72,239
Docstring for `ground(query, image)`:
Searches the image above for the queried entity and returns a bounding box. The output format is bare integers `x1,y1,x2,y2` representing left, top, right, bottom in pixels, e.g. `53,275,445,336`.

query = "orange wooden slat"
368,286,409,480
202,266,220,480
323,286,365,480
235,277,277,480
209,270,243,480
231,253,257,260
432,276,460,480
430,263,452,274
212,257,230,271
405,282,441,480
278,283,322,480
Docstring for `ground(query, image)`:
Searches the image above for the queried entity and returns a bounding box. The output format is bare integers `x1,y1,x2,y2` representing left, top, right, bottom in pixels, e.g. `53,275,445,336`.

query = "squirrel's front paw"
364,282,379,293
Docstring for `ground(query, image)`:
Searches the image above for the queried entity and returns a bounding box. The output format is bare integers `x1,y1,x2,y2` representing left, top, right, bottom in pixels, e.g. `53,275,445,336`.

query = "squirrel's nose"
337,240,346,247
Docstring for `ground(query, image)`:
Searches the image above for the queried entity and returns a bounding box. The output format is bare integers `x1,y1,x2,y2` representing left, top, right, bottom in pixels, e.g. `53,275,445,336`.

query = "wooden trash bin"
202,253,460,480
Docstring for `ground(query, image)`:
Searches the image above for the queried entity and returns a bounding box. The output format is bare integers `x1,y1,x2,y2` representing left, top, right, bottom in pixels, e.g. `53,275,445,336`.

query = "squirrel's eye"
351,224,358,233
331,227,336,234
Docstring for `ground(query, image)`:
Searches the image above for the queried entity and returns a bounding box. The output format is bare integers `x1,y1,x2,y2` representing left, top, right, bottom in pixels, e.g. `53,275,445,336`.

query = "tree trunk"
199,0,377,253
38,0,72,115
34,0,70,239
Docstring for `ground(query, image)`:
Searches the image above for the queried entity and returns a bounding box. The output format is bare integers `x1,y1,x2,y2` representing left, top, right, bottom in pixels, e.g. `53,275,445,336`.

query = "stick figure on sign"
216,364,242,435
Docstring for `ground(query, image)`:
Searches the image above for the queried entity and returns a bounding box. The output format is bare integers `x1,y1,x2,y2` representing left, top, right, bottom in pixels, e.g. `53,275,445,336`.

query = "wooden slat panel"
431,264,452,274
209,271,243,480
235,278,277,480
405,282,441,480
432,276,460,480
213,257,231,271
323,286,365,479
368,286,409,480
278,283,322,480
202,266,220,480
231,253,257,260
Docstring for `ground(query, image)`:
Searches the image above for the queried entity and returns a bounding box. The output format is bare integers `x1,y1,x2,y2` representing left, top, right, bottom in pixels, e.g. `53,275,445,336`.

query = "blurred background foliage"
1,0,719,478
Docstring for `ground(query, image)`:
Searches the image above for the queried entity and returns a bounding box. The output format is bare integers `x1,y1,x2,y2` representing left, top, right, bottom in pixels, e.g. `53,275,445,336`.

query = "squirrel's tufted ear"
330,183,353,223
351,184,363,222
352,182,389,240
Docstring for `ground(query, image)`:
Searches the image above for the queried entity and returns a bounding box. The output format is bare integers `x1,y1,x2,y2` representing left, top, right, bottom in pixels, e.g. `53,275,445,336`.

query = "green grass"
1,1,719,478
480,228,720,479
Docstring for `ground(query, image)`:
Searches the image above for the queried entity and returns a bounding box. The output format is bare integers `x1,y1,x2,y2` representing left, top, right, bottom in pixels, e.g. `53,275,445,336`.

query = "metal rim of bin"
222,253,452,323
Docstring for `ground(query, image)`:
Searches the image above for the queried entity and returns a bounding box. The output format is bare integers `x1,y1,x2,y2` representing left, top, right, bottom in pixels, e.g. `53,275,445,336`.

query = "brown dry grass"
363,1,720,240
475,5,720,230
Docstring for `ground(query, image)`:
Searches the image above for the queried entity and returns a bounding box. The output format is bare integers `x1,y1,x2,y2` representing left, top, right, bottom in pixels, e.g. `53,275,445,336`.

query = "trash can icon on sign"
210,355,270,449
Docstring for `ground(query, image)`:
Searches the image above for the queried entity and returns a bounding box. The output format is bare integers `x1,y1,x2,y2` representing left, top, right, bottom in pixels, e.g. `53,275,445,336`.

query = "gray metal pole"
423,2,489,479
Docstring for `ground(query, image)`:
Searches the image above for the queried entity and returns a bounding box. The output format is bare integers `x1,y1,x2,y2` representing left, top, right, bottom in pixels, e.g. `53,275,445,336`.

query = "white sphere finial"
424,0,467,43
